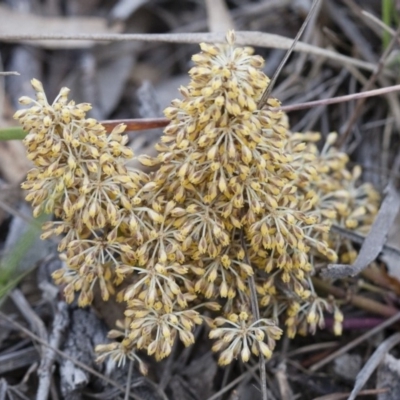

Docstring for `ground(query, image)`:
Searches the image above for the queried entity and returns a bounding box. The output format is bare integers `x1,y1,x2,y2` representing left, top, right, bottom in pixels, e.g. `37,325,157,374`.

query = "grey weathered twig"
0,32,378,72
10,289,48,345
36,302,69,400
0,347,39,375
279,84,400,112
0,71,19,76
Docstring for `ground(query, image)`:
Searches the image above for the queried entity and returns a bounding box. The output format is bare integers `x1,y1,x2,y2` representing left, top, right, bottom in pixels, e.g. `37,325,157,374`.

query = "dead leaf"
205,0,235,33
377,354,400,400
381,211,400,281
0,140,31,184
322,183,400,280
0,181,20,225
333,354,362,382
347,333,400,400
110,0,147,22
0,4,122,49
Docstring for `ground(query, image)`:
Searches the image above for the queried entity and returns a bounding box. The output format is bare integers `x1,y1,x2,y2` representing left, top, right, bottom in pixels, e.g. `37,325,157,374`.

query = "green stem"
241,230,268,400
0,126,27,141
0,213,48,302
382,0,395,49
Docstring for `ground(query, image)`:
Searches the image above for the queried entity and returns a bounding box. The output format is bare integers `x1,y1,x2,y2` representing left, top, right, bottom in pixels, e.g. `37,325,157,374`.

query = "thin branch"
313,388,389,400
98,83,400,133
308,311,400,372
362,10,396,37
0,71,19,76
0,32,378,72
36,302,68,400
102,117,168,132
10,289,48,345
337,25,400,147
258,0,321,108
279,84,400,112
4,83,400,140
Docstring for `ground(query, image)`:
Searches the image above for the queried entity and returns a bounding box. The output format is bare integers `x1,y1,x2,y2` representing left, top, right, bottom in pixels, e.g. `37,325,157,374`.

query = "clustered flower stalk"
14,31,380,371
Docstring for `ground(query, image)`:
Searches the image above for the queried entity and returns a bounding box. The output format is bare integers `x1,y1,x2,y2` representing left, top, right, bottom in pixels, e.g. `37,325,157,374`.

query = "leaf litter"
1,0,400,399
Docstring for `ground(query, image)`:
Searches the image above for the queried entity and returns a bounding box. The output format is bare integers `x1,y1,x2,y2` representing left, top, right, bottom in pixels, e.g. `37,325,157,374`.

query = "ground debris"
2,1,400,399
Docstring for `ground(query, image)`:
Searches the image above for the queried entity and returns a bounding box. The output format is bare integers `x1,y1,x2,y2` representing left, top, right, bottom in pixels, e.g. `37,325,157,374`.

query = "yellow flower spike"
15,31,382,370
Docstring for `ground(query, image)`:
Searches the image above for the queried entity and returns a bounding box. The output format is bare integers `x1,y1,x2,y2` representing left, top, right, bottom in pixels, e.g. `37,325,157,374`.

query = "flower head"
209,310,282,365
15,32,381,370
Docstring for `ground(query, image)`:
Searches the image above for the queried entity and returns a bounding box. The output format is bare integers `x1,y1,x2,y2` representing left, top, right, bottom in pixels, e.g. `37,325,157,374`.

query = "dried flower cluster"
15,31,379,370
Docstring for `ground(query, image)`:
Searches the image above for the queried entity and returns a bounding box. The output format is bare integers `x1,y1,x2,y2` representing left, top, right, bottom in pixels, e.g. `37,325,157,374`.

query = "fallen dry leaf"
0,140,31,184
0,4,122,49
377,354,400,400
348,333,400,400
322,183,400,280
205,0,235,33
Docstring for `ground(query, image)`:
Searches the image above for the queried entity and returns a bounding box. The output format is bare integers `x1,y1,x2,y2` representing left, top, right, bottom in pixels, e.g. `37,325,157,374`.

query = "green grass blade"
382,0,395,49
0,126,27,141
0,213,48,303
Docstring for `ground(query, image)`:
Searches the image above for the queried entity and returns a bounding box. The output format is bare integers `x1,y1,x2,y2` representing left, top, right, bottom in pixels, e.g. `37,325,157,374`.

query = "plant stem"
241,230,268,400
124,359,134,400
0,126,27,140
257,0,321,108
382,0,393,50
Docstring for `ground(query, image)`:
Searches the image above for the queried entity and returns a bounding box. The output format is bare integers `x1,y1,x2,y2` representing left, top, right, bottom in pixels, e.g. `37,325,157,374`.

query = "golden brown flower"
15,32,381,370
14,79,151,305
209,310,282,365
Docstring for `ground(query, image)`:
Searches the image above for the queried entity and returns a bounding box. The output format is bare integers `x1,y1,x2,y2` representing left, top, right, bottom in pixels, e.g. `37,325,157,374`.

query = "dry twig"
0,32,378,72
258,0,321,108
0,71,19,76
309,312,400,372
36,302,69,400
99,84,400,133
